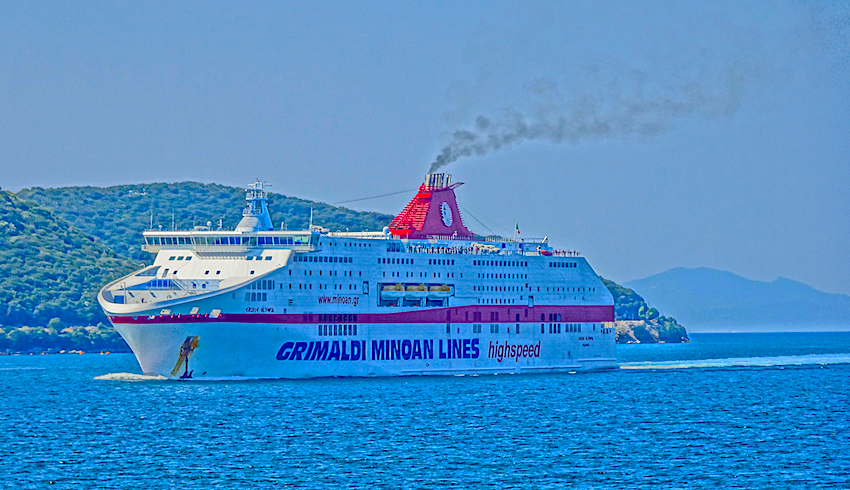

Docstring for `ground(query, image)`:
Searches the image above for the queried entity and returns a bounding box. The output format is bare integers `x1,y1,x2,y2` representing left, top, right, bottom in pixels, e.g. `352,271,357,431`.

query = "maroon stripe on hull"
110,304,614,325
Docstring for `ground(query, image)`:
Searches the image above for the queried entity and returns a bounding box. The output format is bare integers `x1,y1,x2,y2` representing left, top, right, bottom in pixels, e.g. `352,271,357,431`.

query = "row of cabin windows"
550,262,577,268
476,285,523,292
318,314,358,323
471,311,525,322
380,258,412,265
393,271,458,278
312,284,358,290
179,255,269,261
542,323,582,334
168,256,193,261
250,280,274,290
470,324,521,334
294,255,352,263
474,260,528,267
429,259,454,266
318,324,358,336
279,283,357,291
292,283,356,291
479,273,527,279
478,298,518,304
548,287,595,292
325,241,370,248
290,270,359,277
321,240,368,247
245,292,267,302
384,272,455,278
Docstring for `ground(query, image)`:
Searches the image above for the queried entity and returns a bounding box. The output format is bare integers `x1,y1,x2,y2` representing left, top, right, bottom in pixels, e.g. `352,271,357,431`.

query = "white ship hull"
113,319,616,379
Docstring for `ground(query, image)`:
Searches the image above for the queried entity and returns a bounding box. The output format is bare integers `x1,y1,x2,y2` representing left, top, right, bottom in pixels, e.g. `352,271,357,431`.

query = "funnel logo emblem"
440,202,453,227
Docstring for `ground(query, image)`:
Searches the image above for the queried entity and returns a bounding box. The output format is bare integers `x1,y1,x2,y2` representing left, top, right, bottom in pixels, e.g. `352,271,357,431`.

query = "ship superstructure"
99,174,616,379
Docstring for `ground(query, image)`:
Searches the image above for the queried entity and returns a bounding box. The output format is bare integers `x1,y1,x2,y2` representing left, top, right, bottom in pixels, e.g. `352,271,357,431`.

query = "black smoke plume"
429,69,745,174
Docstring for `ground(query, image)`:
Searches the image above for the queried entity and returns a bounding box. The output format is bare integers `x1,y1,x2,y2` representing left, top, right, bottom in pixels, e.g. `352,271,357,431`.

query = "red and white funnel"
388,173,473,240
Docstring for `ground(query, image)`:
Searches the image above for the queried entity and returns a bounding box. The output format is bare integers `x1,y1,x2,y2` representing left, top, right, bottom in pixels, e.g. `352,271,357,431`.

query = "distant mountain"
624,267,850,331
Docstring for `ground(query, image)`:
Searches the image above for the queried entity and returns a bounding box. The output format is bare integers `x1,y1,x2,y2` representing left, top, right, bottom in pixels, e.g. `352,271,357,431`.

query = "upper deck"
140,174,579,258
142,230,318,253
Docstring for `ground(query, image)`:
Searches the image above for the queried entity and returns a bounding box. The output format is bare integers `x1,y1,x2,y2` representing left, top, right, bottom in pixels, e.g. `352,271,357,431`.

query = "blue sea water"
1,332,849,489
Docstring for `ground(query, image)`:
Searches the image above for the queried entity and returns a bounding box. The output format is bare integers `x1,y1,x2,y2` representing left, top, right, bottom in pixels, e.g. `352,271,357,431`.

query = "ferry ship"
98,174,616,379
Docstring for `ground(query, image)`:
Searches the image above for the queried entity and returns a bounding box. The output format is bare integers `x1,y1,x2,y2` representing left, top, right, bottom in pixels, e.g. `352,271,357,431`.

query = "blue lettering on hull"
277,340,367,361
277,339,480,361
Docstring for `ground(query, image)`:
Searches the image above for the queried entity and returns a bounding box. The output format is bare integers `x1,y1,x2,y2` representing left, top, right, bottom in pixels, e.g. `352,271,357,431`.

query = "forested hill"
602,278,689,343
17,182,395,264
0,190,137,327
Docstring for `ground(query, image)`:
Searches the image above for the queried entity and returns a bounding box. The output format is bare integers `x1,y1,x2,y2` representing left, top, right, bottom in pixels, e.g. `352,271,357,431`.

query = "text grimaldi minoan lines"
276,339,542,363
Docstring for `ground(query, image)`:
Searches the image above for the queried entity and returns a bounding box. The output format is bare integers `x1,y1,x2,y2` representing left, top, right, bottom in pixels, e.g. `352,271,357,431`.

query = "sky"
1,1,848,295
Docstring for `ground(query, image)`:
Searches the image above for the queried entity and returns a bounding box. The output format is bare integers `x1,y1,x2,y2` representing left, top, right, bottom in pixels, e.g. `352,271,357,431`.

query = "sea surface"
2,332,849,489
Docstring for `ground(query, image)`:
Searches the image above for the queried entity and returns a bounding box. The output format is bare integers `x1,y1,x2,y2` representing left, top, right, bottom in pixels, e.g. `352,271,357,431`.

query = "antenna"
309,207,313,229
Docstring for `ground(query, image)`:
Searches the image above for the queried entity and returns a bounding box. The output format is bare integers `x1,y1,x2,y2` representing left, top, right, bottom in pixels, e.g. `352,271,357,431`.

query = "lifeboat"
380,284,405,300
539,249,553,256
405,284,428,299
428,284,452,299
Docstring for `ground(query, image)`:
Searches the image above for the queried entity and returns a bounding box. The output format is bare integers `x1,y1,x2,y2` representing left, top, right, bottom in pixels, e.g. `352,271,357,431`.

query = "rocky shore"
615,319,690,344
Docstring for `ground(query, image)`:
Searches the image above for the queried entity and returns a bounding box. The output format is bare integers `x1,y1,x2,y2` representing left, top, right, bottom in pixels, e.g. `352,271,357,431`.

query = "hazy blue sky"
2,1,848,294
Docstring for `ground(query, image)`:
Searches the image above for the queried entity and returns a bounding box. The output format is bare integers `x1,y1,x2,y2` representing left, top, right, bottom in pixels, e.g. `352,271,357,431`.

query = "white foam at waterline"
94,372,168,381
620,353,850,370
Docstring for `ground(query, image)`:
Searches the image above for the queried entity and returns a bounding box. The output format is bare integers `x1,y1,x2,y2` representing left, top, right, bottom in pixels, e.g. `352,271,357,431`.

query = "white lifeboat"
405,284,428,299
428,284,452,299
381,284,405,300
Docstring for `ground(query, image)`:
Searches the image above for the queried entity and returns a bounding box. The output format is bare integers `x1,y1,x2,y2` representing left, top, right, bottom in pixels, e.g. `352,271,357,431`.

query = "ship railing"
398,244,580,257
326,232,389,239
170,279,223,292
483,236,545,243
523,250,581,257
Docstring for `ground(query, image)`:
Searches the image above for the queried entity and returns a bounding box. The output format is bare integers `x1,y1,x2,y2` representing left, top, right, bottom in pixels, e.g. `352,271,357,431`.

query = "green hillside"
17,182,395,264
0,190,137,328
